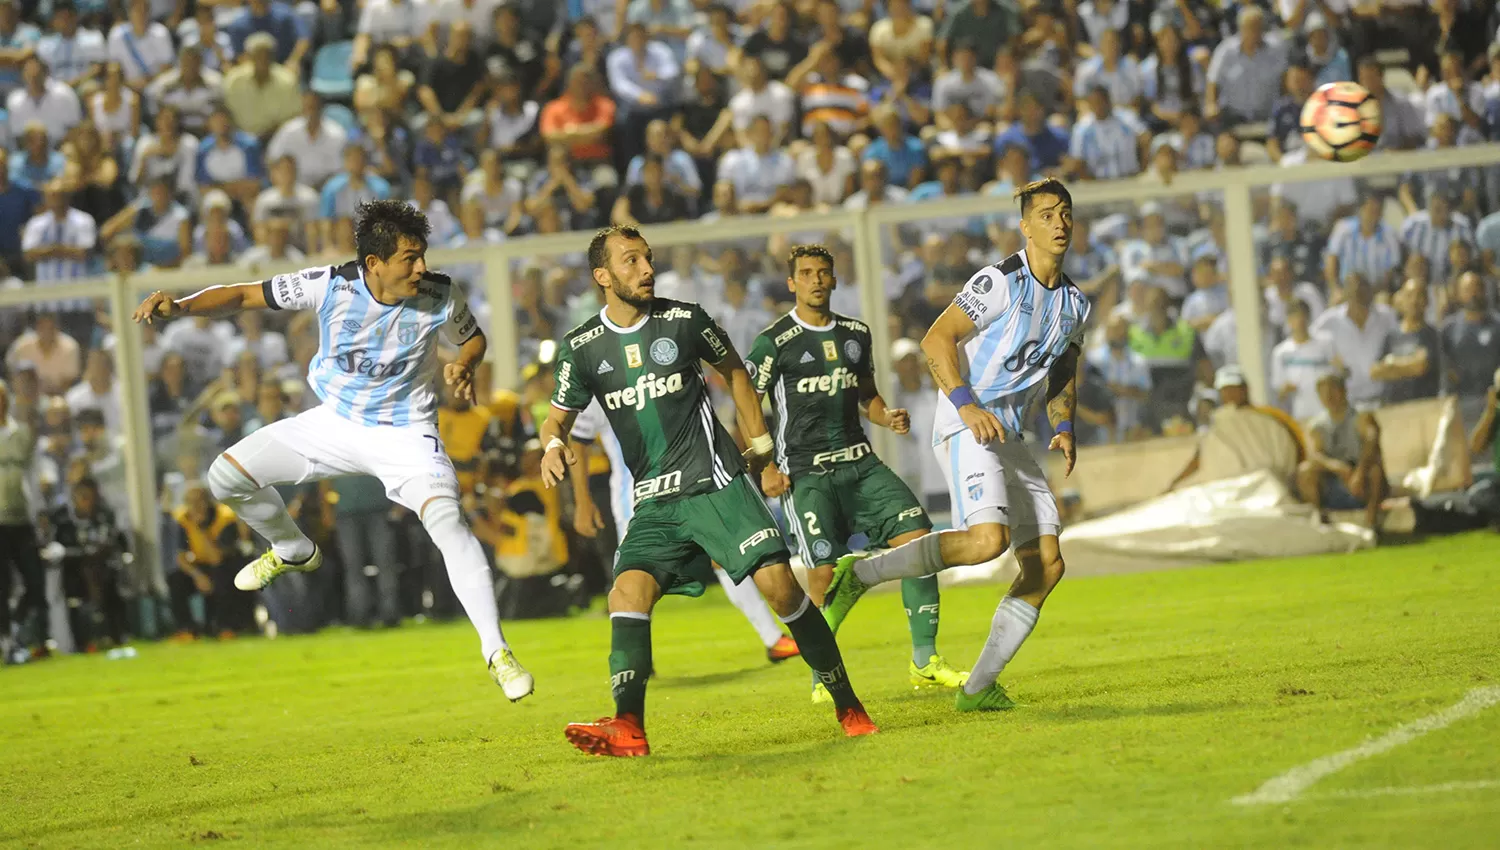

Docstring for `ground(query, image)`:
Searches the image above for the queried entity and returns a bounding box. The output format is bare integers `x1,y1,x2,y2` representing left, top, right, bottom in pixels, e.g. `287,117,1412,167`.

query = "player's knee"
964,523,1010,563
608,570,657,614
206,454,253,502
751,563,802,613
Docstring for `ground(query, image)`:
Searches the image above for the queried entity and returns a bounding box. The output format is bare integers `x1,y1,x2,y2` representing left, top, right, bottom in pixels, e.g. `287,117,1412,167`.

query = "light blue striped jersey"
262,262,479,427
933,250,1092,444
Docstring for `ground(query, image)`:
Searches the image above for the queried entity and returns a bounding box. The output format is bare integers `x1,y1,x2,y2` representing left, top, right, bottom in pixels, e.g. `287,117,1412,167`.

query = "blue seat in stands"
310,40,355,102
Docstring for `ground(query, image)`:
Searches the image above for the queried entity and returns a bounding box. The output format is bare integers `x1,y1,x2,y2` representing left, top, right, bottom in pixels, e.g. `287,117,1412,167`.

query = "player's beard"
608,270,655,309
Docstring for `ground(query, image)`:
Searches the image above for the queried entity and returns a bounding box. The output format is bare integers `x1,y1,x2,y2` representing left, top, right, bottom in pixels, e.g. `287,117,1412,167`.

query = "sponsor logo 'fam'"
738,527,780,554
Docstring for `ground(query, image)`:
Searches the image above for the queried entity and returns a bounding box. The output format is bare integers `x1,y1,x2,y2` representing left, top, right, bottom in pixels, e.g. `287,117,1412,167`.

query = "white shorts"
934,430,1060,545
223,404,459,515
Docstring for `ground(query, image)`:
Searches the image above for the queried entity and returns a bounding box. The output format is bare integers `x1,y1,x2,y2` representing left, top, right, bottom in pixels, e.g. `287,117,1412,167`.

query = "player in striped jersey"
567,400,801,663
539,225,877,757
820,178,1091,711
132,200,534,703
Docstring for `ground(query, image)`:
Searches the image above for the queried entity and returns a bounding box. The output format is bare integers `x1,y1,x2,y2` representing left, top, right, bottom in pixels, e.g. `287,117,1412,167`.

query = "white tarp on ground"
931,470,1375,588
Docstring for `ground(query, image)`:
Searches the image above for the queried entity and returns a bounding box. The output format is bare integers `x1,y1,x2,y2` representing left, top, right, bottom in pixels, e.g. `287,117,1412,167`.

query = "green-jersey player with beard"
538,226,878,757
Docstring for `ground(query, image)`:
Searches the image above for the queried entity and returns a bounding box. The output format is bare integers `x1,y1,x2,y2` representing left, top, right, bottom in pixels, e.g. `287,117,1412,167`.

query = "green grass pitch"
3,533,1498,849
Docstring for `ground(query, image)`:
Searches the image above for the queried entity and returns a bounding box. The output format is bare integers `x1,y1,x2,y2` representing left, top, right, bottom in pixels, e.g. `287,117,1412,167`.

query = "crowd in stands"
4,0,1500,660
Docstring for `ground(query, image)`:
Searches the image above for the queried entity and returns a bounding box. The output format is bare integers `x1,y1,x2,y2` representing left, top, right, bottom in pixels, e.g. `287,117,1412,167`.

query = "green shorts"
781,455,931,567
613,474,790,597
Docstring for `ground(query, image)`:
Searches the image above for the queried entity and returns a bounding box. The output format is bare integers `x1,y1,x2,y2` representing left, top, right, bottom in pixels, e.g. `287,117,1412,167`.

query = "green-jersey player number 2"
537,226,878,758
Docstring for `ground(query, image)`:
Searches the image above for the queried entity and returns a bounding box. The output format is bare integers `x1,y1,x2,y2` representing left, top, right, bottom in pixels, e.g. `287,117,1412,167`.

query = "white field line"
1232,686,1500,806
1309,779,1500,800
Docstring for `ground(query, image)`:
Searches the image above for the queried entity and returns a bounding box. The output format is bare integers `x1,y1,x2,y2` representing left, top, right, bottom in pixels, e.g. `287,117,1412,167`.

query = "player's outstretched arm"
538,404,581,490
1045,343,1082,477
133,282,270,324
710,348,775,472
922,304,1004,444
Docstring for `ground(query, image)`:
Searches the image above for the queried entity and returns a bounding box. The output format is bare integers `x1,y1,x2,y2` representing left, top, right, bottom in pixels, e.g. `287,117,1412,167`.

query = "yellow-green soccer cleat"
910,655,970,689
234,547,323,591
811,681,833,704
820,553,871,634
955,683,1015,712
489,649,535,702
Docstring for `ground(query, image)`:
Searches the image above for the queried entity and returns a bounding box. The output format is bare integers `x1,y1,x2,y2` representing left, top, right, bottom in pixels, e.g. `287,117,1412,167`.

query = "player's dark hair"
1287,298,1311,318
786,244,835,277
354,200,430,269
1015,178,1072,216
588,225,645,271
75,408,105,427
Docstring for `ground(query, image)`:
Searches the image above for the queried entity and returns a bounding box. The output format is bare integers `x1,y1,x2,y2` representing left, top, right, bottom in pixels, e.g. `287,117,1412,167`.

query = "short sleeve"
855,324,877,383
261,265,331,311
952,266,1011,332
440,282,480,345
551,341,592,412
745,331,776,395
693,304,733,365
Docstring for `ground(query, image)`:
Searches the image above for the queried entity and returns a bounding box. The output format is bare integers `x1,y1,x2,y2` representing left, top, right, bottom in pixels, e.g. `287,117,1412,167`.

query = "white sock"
206,456,315,563
963,596,1039,695
852,532,945,587
716,568,784,648
421,498,508,662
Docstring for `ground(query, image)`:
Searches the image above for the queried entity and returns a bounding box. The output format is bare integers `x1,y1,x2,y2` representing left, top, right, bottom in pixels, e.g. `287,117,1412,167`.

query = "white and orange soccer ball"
1300,82,1383,162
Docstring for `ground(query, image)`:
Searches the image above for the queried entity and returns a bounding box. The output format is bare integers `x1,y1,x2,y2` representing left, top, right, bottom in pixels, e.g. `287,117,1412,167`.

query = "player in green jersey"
539,226,878,757
746,245,968,700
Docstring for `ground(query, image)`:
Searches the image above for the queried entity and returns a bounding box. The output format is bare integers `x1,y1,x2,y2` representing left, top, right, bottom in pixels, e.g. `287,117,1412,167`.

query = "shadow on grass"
649,664,783,689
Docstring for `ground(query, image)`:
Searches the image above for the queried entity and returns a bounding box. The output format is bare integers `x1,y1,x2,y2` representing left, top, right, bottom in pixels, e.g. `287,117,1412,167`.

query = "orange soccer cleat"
765,635,800,663
837,704,880,737
564,714,651,757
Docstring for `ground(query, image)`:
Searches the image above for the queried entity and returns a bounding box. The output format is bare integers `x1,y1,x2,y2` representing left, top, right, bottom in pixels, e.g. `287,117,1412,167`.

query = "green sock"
782,598,860,711
608,614,652,724
901,576,941,667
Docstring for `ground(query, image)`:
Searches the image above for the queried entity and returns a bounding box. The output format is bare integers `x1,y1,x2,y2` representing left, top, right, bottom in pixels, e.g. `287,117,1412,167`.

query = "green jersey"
552,299,745,506
747,311,876,478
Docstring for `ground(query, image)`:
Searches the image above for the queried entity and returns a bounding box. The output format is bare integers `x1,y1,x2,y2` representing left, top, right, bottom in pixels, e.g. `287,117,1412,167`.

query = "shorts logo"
812,539,833,560
970,274,993,295
738,527,780,554
844,340,862,364
811,442,870,466
397,322,419,345
822,340,838,361
341,319,362,333
968,481,984,501
625,344,643,368
650,338,678,366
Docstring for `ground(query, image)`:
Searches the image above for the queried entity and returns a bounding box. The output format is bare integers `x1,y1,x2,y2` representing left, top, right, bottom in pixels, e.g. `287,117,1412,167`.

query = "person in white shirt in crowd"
482,69,542,168
238,215,306,269
1373,278,1443,406
461,147,525,237
869,0,933,81
22,183,96,308
64,348,123,433
721,55,796,147
887,337,947,509
7,56,82,143
179,4,235,73
1066,84,1145,181
625,118,701,196
842,157,909,210
1298,372,1387,531
352,0,419,71
1399,191,1475,288
1205,5,1287,124
932,40,1006,120
1423,49,1486,132
1263,255,1326,336
129,104,199,202
35,1,107,88
684,2,735,74
145,44,222,138
266,92,349,190
1271,298,1336,422
409,173,461,247
252,156,320,251
162,315,229,392
1312,272,1398,410
1323,193,1403,293
717,114,795,214
1072,27,1142,109
6,312,81,396
107,0,174,88
1118,202,1188,298
1088,313,1152,443
1179,254,1229,333
226,311,290,372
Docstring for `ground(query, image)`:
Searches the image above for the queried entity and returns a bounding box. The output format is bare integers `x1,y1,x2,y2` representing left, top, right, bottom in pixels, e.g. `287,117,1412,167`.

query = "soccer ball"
1300,82,1382,162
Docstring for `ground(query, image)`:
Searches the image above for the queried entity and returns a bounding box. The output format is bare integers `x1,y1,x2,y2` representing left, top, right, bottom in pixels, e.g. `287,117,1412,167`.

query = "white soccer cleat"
234,547,323,591
489,649,535,702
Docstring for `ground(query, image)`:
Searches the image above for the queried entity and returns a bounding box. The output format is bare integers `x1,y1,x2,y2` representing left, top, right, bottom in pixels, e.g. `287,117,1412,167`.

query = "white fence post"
1223,182,1268,403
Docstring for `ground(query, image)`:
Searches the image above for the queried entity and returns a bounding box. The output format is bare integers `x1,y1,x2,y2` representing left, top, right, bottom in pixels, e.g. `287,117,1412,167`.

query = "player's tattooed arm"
132,282,269,323
920,304,977,397
1046,344,1082,476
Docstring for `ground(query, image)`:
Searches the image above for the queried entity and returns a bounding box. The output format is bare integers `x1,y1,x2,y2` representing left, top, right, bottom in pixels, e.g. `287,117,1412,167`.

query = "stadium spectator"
409,172,460,246
196,106,265,210
1373,278,1442,405
936,0,1017,69
461,147,525,237
1299,373,1387,529
1263,255,1326,335
147,45,221,138
1324,194,1403,293
106,0,174,88
35,2,105,89
1400,192,1475,288
148,351,190,439
353,43,413,119
411,114,470,199
843,156,907,209
1139,21,1204,131
330,474,401,628
130,105,199,202
1266,63,1315,162
739,0,805,82
266,92,349,191
721,54,795,146
417,19,487,133
358,107,413,191
1204,6,1286,125
1314,273,1398,410
13,120,64,189
169,481,254,640
607,22,680,167
253,156,319,249
1301,13,1350,88
1066,84,1144,181
73,406,126,516
1356,56,1424,152
796,120,857,205
526,144,600,229
1088,313,1152,442
100,177,191,268
222,33,301,138
22,183,96,309
1271,298,1336,422
717,114,795,213
482,69,542,168
227,0,308,67
791,41,871,142
486,4,547,93
1259,201,1324,287
1441,272,1500,419
540,66,616,166
62,349,120,434
1167,366,1303,492
0,377,44,656
612,152,691,225
180,4,235,73
319,144,393,254
352,0,417,73
7,56,82,143
239,215,305,268
869,0,932,81
48,475,129,651
1129,285,1197,429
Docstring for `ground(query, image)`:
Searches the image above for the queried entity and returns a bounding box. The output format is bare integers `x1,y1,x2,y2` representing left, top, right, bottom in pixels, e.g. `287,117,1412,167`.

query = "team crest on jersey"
970,274,993,295
1060,314,1076,336
812,539,833,560
822,340,838,361
650,338,678,366
397,322,419,345
844,340,862,364
341,319,362,333
625,344,643,368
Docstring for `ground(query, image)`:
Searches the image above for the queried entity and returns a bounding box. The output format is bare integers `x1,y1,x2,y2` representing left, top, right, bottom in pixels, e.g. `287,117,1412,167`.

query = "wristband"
748,433,774,457
1054,421,1073,434
948,386,977,409
544,436,566,453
